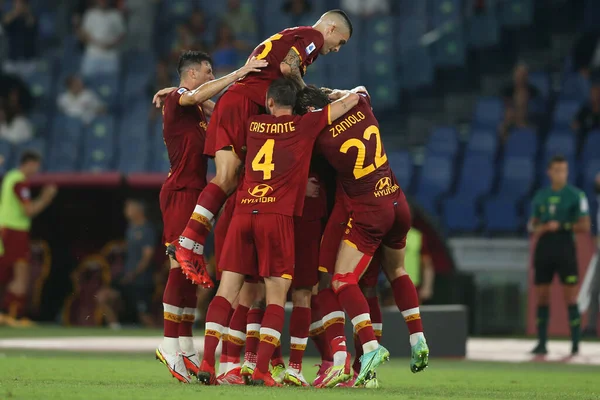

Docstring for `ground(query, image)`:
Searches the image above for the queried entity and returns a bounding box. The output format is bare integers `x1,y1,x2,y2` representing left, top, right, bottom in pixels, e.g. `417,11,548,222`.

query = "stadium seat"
467,128,498,156
426,126,459,157
22,65,54,108
82,116,116,172
431,29,467,68
429,0,462,28
496,157,535,200
544,131,576,158
87,73,120,110
119,104,151,140
483,196,522,233
388,150,413,189
164,0,194,23
400,46,435,90
528,71,551,100
47,141,80,172
504,128,537,158
499,0,534,27
582,159,600,194
16,138,47,163
117,138,149,173
415,156,454,214
442,198,480,232
449,154,495,201
399,0,428,18
397,18,428,54
552,100,582,128
581,130,600,166
561,73,590,103
473,97,503,128
51,114,83,144
467,12,500,49
150,129,170,173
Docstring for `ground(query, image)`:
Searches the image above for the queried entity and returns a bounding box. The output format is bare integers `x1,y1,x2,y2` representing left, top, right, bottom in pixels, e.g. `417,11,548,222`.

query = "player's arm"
178,58,268,106
280,48,306,89
328,92,360,122
571,192,591,233
21,185,57,218
202,100,216,117
134,246,155,276
419,254,435,301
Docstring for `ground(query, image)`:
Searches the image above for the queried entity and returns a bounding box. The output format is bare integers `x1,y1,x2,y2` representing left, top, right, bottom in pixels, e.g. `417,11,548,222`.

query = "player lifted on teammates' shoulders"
168,10,354,285
197,78,359,387
154,51,266,383
295,86,429,387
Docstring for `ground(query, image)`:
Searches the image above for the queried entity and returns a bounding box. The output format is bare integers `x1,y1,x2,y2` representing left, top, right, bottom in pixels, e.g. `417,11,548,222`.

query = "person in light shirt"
57,75,105,124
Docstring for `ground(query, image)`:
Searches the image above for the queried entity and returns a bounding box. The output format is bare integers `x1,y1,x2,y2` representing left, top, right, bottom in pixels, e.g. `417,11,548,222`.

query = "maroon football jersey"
235,105,332,217
301,155,328,221
161,87,209,191
228,26,324,106
316,94,402,209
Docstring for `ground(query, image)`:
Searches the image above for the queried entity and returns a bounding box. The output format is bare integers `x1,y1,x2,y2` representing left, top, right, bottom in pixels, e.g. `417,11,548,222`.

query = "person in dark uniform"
528,155,591,355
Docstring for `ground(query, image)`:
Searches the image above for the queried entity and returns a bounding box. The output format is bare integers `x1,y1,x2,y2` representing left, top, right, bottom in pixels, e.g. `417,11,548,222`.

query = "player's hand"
419,286,433,302
41,184,58,200
235,57,268,80
305,177,320,198
327,89,349,100
152,87,178,108
545,221,560,232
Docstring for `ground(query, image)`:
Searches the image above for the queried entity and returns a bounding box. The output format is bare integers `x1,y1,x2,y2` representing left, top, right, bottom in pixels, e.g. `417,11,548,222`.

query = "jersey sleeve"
172,87,189,107
291,28,324,65
13,182,31,204
299,104,332,139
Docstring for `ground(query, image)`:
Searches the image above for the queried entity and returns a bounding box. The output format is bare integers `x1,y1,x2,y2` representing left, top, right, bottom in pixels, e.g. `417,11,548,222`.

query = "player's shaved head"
177,50,213,77
294,85,331,115
313,10,352,55
266,78,299,109
320,9,353,37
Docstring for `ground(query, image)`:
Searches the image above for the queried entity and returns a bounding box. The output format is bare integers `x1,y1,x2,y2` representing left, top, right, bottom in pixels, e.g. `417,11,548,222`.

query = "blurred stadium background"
1,0,600,398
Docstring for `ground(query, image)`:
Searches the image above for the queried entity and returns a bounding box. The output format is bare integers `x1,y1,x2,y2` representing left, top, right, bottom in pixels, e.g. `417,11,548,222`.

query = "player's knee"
332,272,358,293
292,288,311,307
252,297,266,310
317,271,331,291
360,285,377,298
536,287,551,305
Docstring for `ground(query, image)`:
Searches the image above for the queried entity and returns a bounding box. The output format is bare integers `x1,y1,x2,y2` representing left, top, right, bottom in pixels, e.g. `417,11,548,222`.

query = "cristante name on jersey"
373,177,399,198
329,111,366,137
250,121,296,134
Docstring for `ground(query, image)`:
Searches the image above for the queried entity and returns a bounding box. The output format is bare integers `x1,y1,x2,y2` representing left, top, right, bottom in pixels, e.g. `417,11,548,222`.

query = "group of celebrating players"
152,9,429,388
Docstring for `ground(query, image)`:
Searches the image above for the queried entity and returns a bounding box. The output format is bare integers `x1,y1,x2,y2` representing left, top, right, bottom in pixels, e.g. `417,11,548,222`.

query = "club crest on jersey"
374,177,399,198
242,184,276,204
177,88,187,94
305,42,316,55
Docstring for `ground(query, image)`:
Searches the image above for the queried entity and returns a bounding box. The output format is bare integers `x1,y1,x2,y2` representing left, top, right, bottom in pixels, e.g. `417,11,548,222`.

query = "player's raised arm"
280,48,306,89
179,58,268,106
328,91,360,121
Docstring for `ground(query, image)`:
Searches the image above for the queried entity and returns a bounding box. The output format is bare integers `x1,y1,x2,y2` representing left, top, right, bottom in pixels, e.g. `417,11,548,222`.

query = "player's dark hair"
177,50,213,77
548,154,567,168
19,150,42,165
267,78,299,108
294,85,331,115
329,9,353,37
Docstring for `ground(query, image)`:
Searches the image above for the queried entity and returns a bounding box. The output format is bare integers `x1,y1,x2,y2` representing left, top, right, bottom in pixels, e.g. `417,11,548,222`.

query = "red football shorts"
344,195,411,256
0,228,30,284
219,213,295,280
204,91,262,159
292,216,323,289
213,195,236,281
318,199,349,274
359,248,381,288
159,188,202,246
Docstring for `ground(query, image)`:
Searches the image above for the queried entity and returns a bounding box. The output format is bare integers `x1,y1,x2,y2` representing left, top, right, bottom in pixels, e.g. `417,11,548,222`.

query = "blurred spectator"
498,89,536,143
0,71,33,115
96,199,157,329
572,80,600,149
77,0,126,77
221,0,257,44
501,64,539,102
212,23,244,76
2,0,38,75
572,32,600,78
147,59,172,121
282,0,311,25
341,0,390,17
170,24,199,66
123,0,159,51
188,9,208,50
404,227,435,303
57,75,105,124
0,89,33,145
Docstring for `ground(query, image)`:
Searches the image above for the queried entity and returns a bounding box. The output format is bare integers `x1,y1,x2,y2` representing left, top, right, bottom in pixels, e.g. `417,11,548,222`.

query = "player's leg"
309,285,333,368
531,243,553,355
559,241,581,355
3,258,32,326
251,276,291,387
95,286,121,329
242,281,265,382
583,256,600,337
179,278,201,376
283,287,311,386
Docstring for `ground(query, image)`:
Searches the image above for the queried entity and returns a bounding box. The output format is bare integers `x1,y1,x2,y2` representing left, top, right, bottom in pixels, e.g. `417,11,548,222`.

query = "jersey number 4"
251,139,275,180
339,125,387,180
